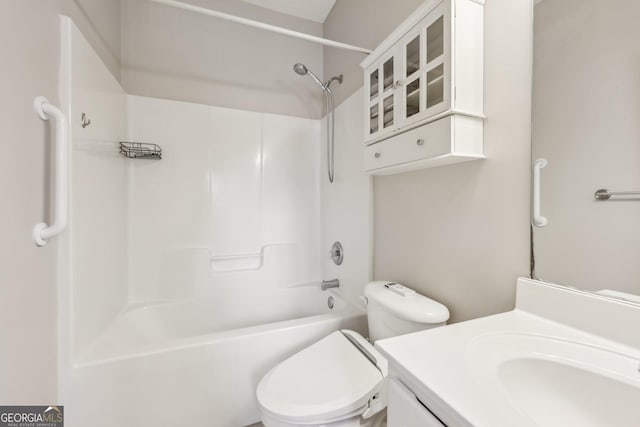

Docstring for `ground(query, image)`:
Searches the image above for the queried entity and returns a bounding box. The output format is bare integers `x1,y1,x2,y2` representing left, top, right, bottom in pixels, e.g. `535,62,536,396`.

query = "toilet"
256,281,449,427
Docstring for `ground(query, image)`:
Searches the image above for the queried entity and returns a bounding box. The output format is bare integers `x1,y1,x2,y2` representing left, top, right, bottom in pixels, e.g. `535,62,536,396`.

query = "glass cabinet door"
424,14,445,113
381,56,395,130
404,34,421,120
366,52,398,141
366,3,450,142
398,6,448,127
368,68,380,136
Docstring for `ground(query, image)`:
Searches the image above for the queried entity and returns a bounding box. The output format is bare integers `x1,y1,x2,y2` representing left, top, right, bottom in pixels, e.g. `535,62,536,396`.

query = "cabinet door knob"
392,80,404,89
416,138,425,146
374,152,381,158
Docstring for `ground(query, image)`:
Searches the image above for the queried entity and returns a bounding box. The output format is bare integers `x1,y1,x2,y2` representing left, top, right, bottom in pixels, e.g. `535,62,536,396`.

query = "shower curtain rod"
147,0,373,55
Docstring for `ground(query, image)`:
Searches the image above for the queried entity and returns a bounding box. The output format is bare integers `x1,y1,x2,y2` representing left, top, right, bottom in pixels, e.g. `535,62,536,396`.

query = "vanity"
376,278,640,426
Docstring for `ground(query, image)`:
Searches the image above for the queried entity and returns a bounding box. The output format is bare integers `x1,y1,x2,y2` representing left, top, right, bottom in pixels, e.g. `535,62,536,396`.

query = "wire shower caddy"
119,141,162,160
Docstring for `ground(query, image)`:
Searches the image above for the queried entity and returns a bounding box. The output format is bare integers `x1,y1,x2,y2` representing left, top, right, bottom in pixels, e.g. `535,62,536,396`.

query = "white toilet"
256,281,449,427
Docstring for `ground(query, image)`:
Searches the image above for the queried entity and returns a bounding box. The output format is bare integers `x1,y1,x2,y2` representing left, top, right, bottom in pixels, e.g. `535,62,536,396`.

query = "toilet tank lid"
365,281,450,324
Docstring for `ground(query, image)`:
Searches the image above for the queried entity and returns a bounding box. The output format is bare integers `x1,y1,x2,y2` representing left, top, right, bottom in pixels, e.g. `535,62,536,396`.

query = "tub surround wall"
61,17,129,358
64,17,325,353
321,88,373,308
373,0,533,323
127,96,322,302
121,0,325,119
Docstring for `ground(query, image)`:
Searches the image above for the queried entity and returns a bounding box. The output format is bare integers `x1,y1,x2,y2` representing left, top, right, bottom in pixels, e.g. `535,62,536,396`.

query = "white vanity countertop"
375,280,640,427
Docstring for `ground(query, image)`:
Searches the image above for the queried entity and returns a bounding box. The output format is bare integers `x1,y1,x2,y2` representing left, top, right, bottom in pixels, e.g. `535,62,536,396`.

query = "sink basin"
375,279,640,426
467,333,640,426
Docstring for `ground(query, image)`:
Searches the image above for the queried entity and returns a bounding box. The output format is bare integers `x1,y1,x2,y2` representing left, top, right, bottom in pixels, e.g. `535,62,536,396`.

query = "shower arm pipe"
33,96,69,247
147,0,373,55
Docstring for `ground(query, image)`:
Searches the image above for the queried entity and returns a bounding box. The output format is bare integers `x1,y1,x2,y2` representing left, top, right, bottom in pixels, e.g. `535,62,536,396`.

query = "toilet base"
260,409,386,427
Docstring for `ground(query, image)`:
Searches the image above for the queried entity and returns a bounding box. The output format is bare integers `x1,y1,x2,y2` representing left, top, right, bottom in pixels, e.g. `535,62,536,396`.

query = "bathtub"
64,287,367,427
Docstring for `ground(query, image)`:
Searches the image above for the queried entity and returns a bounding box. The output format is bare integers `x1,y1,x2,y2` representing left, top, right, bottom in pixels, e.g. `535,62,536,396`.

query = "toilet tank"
365,281,449,342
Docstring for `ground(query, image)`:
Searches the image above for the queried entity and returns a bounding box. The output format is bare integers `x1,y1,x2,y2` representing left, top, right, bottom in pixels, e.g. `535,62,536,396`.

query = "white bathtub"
65,287,367,427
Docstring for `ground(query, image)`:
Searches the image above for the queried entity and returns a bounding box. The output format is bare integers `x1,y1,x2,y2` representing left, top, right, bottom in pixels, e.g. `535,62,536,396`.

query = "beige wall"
373,0,533,323
121,0,326,118
532,0,640,295
323,0,424,107
0,0,121,403
0,0,60,402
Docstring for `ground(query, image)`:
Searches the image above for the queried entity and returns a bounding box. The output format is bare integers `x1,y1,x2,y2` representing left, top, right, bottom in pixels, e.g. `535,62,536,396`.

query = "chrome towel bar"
594,189,640,201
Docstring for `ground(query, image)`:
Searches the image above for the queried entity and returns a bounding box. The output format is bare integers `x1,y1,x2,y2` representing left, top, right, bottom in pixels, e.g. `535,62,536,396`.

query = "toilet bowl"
256,281,449,427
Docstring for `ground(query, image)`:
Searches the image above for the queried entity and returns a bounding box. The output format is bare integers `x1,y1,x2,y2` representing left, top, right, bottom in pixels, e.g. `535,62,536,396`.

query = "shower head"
293,62,338,184
293,63,326,90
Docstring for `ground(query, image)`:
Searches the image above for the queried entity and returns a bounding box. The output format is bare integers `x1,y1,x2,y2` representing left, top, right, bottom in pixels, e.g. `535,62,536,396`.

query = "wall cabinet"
361,0,484,175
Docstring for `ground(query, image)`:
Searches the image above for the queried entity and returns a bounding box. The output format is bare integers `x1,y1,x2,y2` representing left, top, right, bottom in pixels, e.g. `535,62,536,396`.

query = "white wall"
373,0,533,323
122,0,325,119
0,0,60,403
127,96,322,303
532,0,640,295
321,88,372,308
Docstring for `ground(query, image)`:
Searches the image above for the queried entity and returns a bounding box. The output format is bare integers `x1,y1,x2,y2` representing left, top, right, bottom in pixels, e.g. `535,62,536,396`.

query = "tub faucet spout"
321,279,340,290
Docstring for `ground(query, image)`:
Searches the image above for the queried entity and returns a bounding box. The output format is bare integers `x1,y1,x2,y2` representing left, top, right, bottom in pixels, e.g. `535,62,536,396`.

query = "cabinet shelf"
406,88,420,100
427,75,444,87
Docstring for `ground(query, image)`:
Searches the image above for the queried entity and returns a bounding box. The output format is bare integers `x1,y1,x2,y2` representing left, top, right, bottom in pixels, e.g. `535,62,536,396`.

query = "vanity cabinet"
388,378,445,427
361,0,484,175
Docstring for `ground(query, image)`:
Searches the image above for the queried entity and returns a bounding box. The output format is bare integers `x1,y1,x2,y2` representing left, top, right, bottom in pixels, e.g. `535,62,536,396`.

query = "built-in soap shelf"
210,251,264,272
209,243,297,273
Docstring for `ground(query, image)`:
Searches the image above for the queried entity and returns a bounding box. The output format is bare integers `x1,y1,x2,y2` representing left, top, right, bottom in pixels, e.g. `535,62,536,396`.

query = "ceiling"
239,0,337,23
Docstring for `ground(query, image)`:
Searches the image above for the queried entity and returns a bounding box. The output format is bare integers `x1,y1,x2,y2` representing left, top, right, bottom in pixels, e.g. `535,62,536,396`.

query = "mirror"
531,0,640,299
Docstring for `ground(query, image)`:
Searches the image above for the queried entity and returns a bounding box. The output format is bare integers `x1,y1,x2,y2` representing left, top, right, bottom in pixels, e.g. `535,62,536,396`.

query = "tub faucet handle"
329,241,343,265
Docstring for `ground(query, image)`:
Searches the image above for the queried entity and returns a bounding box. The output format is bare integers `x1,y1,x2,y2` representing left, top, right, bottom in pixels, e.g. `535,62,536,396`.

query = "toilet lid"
256,330,386,424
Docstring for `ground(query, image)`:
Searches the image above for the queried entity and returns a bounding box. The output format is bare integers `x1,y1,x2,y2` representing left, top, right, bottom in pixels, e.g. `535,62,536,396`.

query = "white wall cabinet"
361,0,484,175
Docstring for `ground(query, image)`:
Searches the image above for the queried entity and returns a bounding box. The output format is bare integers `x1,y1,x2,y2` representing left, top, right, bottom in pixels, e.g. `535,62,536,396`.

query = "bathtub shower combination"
56,17,370,427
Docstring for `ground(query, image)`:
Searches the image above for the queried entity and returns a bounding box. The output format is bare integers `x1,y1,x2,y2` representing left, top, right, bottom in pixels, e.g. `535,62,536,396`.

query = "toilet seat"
256,330,388,425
